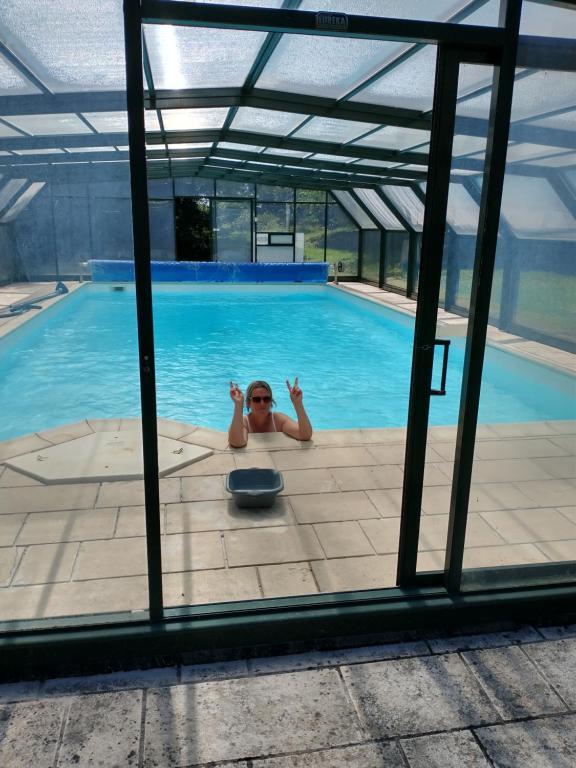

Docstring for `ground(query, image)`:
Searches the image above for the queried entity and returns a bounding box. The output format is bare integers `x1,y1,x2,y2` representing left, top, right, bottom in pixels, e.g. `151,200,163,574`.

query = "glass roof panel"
2,113,93,135
446,183,480,234
527,152,576,168
262,147,310,158
299,0,498,25
161,108,228,131
0,178,27,211
505,143,569,163
0,181,45,223
231,107,307,135
145,112,161,132
13,148,64,155
520,0,576,38
218,142,265,153
65,146,117,153
354,126,429,151
82,112,128,133
380,185,424,231
0,121,24,138
351,48,494,111
308,153,357,164
168,143,213,150
0,54,39,96
353,188,403,230
459,70,576,121
144,25,266,90
499,175,575,239
294,118,378,143
354,159,397,168
527,109,576,132
331,190,376,229
0,0,126,92
452,134,488,157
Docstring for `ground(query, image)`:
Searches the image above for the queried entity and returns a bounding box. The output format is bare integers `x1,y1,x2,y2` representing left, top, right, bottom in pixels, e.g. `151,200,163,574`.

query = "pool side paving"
0,621,575,766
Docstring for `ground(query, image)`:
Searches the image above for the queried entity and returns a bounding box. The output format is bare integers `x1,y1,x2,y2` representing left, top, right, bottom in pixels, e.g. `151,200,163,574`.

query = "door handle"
430,339,450,396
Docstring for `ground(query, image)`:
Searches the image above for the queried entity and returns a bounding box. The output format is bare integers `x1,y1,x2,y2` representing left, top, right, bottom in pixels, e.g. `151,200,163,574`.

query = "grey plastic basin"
226,468,284,508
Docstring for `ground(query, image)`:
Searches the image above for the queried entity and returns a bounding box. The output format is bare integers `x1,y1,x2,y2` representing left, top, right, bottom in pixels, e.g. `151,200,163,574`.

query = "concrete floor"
0,622,575,766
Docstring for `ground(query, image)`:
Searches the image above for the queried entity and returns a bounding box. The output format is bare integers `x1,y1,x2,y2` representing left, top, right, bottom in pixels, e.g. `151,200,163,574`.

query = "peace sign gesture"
229,381,244,406
286,377,303,406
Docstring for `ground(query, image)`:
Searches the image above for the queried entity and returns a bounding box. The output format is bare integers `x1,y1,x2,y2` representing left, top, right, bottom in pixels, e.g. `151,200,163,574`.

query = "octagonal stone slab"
5,431,212,484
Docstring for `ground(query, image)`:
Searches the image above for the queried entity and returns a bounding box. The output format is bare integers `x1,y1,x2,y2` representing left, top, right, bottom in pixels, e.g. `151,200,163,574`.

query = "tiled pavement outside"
0,622,575,766
0,281,575,620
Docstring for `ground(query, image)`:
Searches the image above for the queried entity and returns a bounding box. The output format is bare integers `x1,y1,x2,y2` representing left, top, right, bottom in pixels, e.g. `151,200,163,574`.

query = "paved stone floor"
0,622,575,766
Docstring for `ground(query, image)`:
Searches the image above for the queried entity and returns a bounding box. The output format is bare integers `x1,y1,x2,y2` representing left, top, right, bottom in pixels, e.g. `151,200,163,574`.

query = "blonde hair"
245,380,275,411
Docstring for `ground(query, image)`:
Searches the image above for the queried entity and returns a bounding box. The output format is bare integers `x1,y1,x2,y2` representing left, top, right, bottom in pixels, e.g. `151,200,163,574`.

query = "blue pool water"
0,284,573,441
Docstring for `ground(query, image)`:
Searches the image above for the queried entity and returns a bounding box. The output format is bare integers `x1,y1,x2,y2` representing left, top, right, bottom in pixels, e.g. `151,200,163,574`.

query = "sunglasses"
250,396,272,403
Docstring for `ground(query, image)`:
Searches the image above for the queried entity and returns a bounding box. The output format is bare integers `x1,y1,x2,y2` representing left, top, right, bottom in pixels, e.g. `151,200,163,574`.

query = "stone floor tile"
431,513,504,550
523,638,576,708
360,427,407,444
280,468,340,495
16,507,117,545
73,537,146,580
42,667,178,696
0,681,42,704
13,542,78,586
143,669,363,766
168,451,236,477
459,543,549,569
546,420,576,434
400,731,491,768
537,624,576,640
550,435,576,453
180,659,250,684
0,698,66,768
536,540,576,559
428,626,542,653
365,489,402,517
240,432,299,450
359,518,400,554
161,531,225,572
115,505,162,537
511,479,576,508
156,419,198,440
311,555,397,592
557,505,576,523
0,546,18,585
248,642,429,676
289,491,379,524
423,463,453,486
253,742,405,767
341,654,498,738
0,466,42,487
462,646,567,719
86,418,122,432
36,420,94,445
314,521,375,558
532,456,576,480
166,497,294,534
368,443,441,465
182,427,230,451
0,513,25,546
0,575,148,621
57,690,141,767
96,478,180,507
181,474,227,502
487,421,560,438
224,525,323,567
312,429,366,446
0,483,99,515
475,714,576,767
273,446,376,471
472,459,553,484
0,433,52,462
163,567,261,606
473,438,568,461
234,450,277,469
468,482,539,512
331,465,404,492
258,562,318,597
480,508,576,544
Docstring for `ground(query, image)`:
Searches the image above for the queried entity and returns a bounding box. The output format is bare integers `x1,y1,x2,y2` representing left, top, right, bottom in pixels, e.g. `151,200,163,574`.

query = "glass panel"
354,126,429,151
295,202,326,262
497,176,575,239
294,118,377,144
216,180,255,198
263,148,310,158
520,0,576,38
149,199,175,260
331,190,376,229
380,185,424,231
353,188,403,230
0,0,127,92
175,196,212,260
161,108,229,131
257,185,293,202
361,229,381,283
0,54,39,95
2,114,93,135
299,0,498,25
231,108,307,135
174,178,214,197
256,202,294,231
296,189,326,203
446,183,482,235
144,25,266,89
214,200,252,263
326,203,359,276
83,112,128,133
384,231,409,291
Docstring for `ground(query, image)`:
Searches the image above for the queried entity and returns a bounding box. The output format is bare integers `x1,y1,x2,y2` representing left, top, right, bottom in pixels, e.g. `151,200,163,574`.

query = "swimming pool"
0,283,574,441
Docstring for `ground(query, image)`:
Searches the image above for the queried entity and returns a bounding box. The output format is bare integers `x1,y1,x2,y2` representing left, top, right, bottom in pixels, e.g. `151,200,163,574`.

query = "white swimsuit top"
245,412,277,433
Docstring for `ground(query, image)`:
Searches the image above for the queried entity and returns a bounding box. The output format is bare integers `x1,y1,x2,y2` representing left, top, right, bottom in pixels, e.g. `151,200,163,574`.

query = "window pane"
326,203,359,276
361,230,381,283
384,232,410,290
296,203,326,262
256,202,294,232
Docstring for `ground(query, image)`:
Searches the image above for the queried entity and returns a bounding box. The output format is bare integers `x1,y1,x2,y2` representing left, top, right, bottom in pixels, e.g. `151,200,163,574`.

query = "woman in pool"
228,378,313,448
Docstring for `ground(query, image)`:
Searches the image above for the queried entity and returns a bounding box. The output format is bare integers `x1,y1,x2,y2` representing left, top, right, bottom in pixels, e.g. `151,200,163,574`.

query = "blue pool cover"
90,260,329,283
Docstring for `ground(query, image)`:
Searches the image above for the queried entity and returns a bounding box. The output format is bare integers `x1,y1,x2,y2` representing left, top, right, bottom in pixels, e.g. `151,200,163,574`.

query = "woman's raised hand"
229,381,244,406
286,376,303,406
